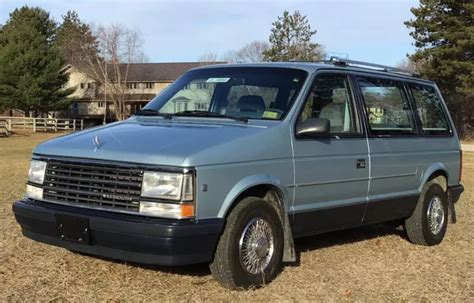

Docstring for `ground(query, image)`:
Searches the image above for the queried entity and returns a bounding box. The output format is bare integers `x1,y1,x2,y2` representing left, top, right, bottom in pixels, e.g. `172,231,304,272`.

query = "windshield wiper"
174,110,248,123
135,109,173,119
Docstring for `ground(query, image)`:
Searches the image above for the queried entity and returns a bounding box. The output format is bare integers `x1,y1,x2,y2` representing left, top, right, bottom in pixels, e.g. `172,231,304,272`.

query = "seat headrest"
237,95,266,113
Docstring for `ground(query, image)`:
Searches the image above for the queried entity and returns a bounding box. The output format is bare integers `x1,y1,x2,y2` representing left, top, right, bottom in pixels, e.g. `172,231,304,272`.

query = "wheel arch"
421,163,449,192
218,175,296,262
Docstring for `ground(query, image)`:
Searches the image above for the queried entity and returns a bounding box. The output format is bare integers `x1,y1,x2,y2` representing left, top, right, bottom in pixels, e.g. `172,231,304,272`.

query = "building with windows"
63,62,223,126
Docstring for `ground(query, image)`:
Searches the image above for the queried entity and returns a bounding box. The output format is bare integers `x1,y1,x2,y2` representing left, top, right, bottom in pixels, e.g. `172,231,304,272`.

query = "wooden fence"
0,117,84,136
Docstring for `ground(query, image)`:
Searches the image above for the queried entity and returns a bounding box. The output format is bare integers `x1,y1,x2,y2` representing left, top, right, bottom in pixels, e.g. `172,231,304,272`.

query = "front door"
291,73,370,237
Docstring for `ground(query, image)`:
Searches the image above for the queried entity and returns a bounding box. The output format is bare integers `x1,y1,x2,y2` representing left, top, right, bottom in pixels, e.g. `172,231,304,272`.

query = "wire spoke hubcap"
239,217,274,275
427,196,445,235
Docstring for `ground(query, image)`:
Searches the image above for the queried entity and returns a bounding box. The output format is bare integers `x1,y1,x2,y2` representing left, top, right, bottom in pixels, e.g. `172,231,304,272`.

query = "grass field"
1,133,472,301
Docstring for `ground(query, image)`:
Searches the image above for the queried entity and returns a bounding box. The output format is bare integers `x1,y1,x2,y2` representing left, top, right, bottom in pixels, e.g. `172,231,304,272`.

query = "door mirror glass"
296,118,330,137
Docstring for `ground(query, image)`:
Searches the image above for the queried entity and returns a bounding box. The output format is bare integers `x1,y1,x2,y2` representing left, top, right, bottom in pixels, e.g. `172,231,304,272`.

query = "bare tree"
224,41,270,63
396,58,421,73
81,24,145,120
198,52,219,62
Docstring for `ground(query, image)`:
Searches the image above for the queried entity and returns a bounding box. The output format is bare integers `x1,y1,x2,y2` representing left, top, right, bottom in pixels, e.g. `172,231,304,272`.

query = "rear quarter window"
408,83,451,135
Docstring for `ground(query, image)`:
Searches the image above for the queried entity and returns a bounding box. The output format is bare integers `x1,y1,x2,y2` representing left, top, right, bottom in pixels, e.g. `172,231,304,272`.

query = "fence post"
73,120,76,131
54,119,58,132
33,118,36,133
7,118,12,132
80,120,83,130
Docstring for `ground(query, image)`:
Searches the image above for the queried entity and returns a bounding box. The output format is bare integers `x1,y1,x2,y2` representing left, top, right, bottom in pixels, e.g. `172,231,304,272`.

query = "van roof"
194,59,435,85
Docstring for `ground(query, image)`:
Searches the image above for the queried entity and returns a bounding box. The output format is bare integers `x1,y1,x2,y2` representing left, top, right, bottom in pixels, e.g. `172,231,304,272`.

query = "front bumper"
13,199,224,266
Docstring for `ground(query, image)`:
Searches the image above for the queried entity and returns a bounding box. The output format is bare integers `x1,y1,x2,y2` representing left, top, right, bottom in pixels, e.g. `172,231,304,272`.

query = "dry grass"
1,133,473,301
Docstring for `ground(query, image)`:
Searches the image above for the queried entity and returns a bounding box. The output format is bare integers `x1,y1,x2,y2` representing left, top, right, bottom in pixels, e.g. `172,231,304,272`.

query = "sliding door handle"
356,159,366,169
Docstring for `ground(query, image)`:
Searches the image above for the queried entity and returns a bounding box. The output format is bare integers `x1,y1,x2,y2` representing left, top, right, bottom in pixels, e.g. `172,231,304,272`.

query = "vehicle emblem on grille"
102,194,133,202
93,135,102,150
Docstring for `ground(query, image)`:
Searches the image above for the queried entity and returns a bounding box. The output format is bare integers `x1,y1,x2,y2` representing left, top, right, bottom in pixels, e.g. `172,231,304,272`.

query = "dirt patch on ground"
1,133,473,301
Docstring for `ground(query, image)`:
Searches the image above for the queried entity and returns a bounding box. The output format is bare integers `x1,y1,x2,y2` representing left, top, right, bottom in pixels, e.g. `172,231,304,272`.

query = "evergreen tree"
0,6,74,115
56,10,99,69
405,0,473,136
263,10,323,62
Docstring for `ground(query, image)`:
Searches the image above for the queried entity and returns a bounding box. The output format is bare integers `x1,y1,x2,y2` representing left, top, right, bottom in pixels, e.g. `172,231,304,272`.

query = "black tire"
209,197,284,289
405,183,448,246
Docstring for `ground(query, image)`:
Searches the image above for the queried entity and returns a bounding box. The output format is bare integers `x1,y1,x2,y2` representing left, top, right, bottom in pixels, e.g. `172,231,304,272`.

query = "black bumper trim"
13,199,224,266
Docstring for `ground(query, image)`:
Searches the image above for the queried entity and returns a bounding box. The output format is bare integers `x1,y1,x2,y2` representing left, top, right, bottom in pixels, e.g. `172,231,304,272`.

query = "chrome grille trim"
42,160,144,211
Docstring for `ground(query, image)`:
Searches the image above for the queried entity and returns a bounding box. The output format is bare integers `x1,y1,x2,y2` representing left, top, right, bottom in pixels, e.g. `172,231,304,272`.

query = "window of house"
145,82,155,89
97,102,104,108
175,102,189,112
195,102,208,110
127,83,138,89
298,74,358,134
87,83,93,89
197,82,209,90
80,83,85,89
358,77,416,135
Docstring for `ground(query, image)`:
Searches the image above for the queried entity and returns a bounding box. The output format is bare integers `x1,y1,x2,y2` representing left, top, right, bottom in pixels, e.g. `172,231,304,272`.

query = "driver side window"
298,74,358,134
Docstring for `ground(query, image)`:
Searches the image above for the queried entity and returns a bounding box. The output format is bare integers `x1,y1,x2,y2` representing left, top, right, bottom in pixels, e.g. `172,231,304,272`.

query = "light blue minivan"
13,58,464,289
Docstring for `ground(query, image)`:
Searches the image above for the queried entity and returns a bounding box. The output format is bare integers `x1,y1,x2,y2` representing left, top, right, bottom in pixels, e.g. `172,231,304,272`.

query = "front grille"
42,160,144,211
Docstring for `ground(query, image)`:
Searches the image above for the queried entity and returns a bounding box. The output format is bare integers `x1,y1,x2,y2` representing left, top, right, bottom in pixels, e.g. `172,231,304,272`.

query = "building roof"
66,61,226,83
111,62,225,82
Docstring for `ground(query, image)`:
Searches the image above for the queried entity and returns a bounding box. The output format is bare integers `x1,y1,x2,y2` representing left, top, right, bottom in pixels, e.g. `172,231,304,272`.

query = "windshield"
142,67,308,121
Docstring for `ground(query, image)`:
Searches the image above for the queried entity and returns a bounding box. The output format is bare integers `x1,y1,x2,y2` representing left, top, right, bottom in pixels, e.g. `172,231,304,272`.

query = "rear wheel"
405,183,448,246
210,197,284,289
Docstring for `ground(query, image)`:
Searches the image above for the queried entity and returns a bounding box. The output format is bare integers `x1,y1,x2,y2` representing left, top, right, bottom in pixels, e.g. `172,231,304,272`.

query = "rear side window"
409,83,451,135
357,77,416,135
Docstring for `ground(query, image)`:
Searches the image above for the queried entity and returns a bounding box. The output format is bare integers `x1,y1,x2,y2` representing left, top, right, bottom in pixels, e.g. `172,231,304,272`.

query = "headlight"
141,171,193,201
28,160,47,184
140,171,195,219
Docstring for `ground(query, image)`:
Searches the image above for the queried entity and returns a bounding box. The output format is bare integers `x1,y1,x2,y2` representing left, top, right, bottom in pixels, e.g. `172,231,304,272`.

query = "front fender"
217,174,290,218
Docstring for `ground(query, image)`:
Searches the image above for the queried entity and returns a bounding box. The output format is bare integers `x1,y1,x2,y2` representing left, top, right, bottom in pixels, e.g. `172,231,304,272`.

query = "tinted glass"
299,74,357,134
358,77,415,135
409,83,450,135
144,67,308,120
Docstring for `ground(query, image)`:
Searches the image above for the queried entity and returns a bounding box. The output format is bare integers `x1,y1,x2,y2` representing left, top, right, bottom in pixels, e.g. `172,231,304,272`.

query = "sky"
0,0,419,66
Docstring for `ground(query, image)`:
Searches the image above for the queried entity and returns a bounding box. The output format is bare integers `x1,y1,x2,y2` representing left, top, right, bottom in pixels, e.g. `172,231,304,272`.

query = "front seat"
236,95,266,118
319,103,345,132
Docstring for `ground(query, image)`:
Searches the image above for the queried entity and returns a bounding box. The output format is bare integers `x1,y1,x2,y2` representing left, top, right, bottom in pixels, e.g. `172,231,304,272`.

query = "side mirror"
296,118,330,137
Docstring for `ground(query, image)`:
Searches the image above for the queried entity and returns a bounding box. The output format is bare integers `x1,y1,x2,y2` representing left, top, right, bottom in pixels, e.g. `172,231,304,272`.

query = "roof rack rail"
325,56,419,77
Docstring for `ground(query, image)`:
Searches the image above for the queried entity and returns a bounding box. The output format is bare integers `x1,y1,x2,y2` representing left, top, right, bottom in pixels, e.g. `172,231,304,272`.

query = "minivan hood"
33,117,291,167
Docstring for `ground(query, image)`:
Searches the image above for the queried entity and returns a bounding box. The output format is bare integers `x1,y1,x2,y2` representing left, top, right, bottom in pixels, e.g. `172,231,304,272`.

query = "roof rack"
324,56,419,77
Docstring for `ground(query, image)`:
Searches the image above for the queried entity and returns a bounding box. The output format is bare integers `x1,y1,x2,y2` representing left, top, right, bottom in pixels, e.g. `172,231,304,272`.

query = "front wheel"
209,197,284,289
405,183,448,246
